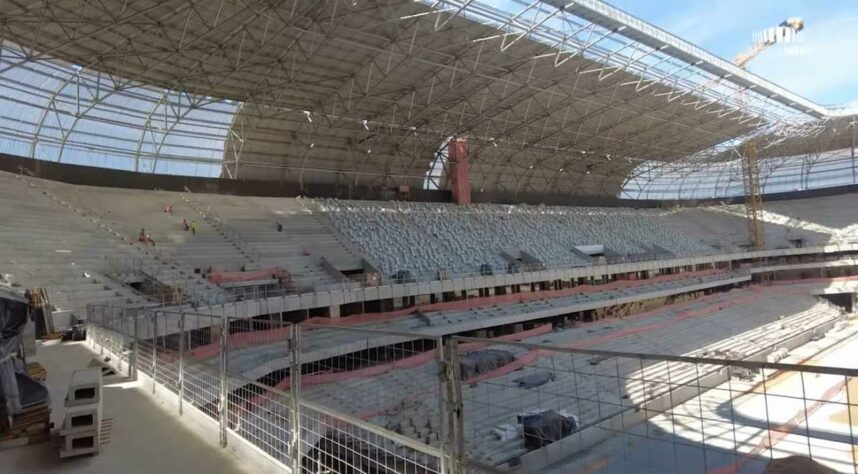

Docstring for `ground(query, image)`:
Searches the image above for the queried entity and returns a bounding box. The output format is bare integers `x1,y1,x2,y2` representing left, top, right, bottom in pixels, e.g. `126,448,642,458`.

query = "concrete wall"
0,153,450,202
5,153,857,207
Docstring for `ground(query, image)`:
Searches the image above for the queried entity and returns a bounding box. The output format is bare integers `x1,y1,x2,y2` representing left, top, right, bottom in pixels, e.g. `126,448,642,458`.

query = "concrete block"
61,403,101,435
59,430,100,458
65,368,102,407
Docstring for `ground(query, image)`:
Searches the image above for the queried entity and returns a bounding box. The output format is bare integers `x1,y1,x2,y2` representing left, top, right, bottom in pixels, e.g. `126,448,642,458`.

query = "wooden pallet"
0,431,51,451
0,403,52,449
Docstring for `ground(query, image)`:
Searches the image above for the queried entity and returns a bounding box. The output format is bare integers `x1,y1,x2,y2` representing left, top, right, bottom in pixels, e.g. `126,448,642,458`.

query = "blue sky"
605,0,858,107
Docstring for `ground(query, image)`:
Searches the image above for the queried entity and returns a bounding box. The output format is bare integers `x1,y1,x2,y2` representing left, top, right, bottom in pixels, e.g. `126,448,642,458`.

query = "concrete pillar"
329,305,341,319
449,137,471,205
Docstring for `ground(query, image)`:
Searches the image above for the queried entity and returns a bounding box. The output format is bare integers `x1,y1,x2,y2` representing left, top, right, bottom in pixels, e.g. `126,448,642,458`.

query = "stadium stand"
240,288,846,467
316,198,855,279
3,168,858,319
179,194,362,291
224,269,748,379
0,172,147,318
4,1,858,473
0,171,226,312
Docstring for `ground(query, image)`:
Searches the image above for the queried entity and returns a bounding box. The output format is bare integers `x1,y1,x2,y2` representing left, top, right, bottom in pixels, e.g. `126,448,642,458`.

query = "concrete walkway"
0,340,255,474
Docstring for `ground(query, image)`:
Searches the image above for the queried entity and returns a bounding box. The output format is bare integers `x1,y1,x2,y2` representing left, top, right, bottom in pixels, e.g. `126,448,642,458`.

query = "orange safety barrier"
269,324,554,391
207,267,291,285
189,324,292,360
191,268,728,361
352,287,763,420
193,269,738,364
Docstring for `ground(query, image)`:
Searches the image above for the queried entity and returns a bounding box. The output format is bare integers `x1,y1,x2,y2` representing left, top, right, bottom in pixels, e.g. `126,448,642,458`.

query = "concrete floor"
0,340,255,474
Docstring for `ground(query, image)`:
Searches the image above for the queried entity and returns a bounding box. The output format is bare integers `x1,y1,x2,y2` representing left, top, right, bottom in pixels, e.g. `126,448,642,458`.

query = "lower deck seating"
272,289,842,466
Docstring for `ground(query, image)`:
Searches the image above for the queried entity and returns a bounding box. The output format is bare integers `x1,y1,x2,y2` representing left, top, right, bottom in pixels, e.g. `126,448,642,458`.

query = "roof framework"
0,0,851,197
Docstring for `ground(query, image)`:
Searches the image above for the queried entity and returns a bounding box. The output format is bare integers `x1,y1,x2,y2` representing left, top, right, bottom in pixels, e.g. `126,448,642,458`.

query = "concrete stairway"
10,170,227,306
0,171,148,316
190,194,363,291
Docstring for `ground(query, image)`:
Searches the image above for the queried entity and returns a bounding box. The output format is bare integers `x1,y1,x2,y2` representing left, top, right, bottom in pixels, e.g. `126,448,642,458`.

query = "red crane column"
448,137,471,205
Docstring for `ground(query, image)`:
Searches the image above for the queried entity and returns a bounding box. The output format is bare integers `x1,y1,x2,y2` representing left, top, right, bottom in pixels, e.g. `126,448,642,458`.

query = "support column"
131,310,138,381
178,312,185,416
448,137,471,205
152,312,157,395
442,337,465,473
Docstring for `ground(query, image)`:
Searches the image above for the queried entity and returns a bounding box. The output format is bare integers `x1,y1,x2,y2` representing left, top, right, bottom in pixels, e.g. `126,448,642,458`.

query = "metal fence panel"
84,304,858,474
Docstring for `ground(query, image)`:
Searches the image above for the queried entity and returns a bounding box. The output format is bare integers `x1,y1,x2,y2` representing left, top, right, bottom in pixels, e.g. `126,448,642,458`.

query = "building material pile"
59,367,102,458
0,288,51,450
0,374,51,450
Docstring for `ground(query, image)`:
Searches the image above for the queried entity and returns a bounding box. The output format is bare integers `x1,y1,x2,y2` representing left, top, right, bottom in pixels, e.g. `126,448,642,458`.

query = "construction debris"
26,362,46,382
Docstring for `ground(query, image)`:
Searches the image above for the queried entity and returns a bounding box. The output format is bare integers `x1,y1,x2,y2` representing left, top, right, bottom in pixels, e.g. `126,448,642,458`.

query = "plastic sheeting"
15,372,49,410
0,290,29,421
519,410,578,450
764,456,837,474
512,371,555,389
459,349,515,380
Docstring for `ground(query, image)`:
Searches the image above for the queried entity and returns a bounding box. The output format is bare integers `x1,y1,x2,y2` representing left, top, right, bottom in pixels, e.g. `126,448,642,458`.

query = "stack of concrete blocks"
60,368,103,458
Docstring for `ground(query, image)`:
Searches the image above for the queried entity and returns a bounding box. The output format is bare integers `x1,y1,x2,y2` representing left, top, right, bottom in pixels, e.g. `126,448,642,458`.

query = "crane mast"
734,17,803,250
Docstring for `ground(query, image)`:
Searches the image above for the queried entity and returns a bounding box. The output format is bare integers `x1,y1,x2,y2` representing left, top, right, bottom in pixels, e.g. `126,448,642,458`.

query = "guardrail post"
441,337,465,474
131,309,138,381
436,336,450,474
98,306,105,357
115,306,125,375
178,312,185,416
289,323,302,473
152,311,158,395
219,307,228,448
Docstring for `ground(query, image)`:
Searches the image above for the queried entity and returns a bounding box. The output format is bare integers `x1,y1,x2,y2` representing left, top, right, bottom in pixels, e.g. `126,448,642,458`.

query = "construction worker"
138,228,155,246
191,220,197,235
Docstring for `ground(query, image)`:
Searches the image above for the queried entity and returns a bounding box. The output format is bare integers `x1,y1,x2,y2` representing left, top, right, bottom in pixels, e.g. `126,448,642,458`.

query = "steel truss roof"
0,0,850,197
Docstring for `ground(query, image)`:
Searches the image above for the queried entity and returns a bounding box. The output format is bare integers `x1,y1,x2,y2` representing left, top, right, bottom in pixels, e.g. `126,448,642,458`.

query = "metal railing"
86,303,858,474
283,241,858,301
169,248,856,323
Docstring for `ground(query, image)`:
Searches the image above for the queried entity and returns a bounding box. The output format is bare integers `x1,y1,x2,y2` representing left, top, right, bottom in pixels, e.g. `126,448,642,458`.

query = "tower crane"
734,17,804,250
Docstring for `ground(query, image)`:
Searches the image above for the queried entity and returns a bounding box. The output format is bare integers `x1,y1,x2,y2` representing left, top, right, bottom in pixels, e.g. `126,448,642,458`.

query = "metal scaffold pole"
219,307,228,448
289,323,302,474
178,312,185,416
